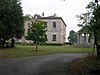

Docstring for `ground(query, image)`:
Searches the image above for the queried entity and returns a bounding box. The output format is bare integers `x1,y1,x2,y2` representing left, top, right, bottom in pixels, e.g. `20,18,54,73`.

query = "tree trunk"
94,31,100,58
96,44,100,58
35,42,38,51
11,39,15,48
93,42,95,56
2,39,5,48
0,39,1,48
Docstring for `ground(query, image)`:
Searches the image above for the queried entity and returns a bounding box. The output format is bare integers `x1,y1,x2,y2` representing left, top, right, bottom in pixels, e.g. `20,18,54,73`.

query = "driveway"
0,53,87,75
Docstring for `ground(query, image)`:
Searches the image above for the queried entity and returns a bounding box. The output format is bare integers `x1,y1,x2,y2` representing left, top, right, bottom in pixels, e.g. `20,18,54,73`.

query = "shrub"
15,42,34,45
15,42,63,46
40,43,63,46
65,42,73,45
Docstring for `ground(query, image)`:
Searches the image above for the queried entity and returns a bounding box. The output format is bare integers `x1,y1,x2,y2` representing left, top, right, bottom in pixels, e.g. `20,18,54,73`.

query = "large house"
21,15,67,44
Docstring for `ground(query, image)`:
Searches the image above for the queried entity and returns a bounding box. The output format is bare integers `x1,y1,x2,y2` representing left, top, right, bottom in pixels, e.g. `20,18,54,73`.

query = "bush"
40,43,63,46
15,42,63,46
65,42,73,45
15,42,34,45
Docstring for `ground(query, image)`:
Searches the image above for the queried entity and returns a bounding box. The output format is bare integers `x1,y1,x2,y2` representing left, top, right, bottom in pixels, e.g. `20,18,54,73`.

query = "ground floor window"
52,35,56,41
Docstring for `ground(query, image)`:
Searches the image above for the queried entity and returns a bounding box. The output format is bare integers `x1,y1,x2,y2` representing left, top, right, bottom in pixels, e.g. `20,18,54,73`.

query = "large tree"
68,30,77,44
0,0,24,48
26,20,47,51
77,1,100,57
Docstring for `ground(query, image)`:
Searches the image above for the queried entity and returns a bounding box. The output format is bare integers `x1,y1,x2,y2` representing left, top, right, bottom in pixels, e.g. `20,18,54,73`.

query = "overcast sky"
21,0,92,40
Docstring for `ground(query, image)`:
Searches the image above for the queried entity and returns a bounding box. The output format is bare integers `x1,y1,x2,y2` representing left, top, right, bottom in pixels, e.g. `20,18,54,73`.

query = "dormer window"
53,21,56,28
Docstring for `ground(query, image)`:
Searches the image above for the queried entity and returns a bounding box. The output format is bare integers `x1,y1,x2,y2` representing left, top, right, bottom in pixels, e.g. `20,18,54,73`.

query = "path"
0,53,87,75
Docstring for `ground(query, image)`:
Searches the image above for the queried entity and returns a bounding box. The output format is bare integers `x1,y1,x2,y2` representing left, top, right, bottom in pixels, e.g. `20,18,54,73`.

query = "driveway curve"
0,53,87,75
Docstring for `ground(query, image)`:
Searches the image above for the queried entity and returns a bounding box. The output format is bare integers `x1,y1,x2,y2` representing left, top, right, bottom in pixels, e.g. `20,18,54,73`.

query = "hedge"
15,42,63,46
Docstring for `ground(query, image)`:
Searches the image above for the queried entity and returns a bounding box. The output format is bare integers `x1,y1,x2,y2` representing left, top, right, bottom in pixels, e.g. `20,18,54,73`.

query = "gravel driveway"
0,53,87,75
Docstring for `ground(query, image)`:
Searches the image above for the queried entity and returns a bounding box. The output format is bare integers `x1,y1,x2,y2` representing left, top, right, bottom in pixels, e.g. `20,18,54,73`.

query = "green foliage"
77,1,100,40
15,42,63,46
77,1,100,57
26,20,47,43
15,42,34,45
0,0,24,40
77,2,96,34
40,43,63,46
68,30,77,44
23,14,32,20
26,20,47,51
92,5,100,31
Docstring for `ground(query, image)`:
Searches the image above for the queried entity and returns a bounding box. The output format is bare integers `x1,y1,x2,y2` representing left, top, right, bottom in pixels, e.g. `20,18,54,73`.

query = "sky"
21,0,92,40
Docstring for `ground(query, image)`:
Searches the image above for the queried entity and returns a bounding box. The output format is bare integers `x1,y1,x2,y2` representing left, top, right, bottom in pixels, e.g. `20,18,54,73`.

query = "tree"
26,20,47,51
24,14,33,20
68,30,77,44
0,0,24,48
77,1,100,57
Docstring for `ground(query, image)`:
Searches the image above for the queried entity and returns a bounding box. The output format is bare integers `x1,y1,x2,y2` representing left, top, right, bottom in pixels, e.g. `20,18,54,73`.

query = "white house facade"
21,16,67,44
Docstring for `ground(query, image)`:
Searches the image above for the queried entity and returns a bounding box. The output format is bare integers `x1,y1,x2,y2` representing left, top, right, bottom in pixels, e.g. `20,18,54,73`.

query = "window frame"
44,21,47,28
52,35,56,41
53,21,56,28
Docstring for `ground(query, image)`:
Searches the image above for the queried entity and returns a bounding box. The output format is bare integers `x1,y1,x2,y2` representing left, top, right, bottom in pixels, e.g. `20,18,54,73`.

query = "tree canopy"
68,30,77,44
26,20,47,51
77,1,100,57
0,0,24,48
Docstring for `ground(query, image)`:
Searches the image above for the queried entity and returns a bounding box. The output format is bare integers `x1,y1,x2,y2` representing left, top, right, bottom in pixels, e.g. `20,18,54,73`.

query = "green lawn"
0,45,93,58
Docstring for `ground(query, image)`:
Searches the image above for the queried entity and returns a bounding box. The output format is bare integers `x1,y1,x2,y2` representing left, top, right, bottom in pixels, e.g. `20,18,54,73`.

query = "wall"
21,18,66,43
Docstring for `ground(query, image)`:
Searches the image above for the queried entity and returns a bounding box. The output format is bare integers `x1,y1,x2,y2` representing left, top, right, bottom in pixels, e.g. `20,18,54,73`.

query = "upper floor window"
53,21,56,28
28,29,30,32
28,23,31,28
52,35,56,41
28,23,30,25
44,21,47,27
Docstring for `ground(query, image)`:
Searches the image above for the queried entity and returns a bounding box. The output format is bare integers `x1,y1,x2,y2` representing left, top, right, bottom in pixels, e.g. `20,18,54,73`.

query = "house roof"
38,17,67,27
78,25,91,34
25,16,67,27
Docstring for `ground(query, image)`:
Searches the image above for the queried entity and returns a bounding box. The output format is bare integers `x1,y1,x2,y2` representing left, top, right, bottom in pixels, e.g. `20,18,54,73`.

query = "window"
53,22,56,28
44,21,47,27
28,23,30,25
28,23,30,28
28,29,30,32
52,35,56,41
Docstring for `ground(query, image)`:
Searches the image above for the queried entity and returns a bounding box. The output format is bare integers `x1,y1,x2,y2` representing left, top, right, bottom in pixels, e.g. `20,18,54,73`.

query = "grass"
0,45,92,58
